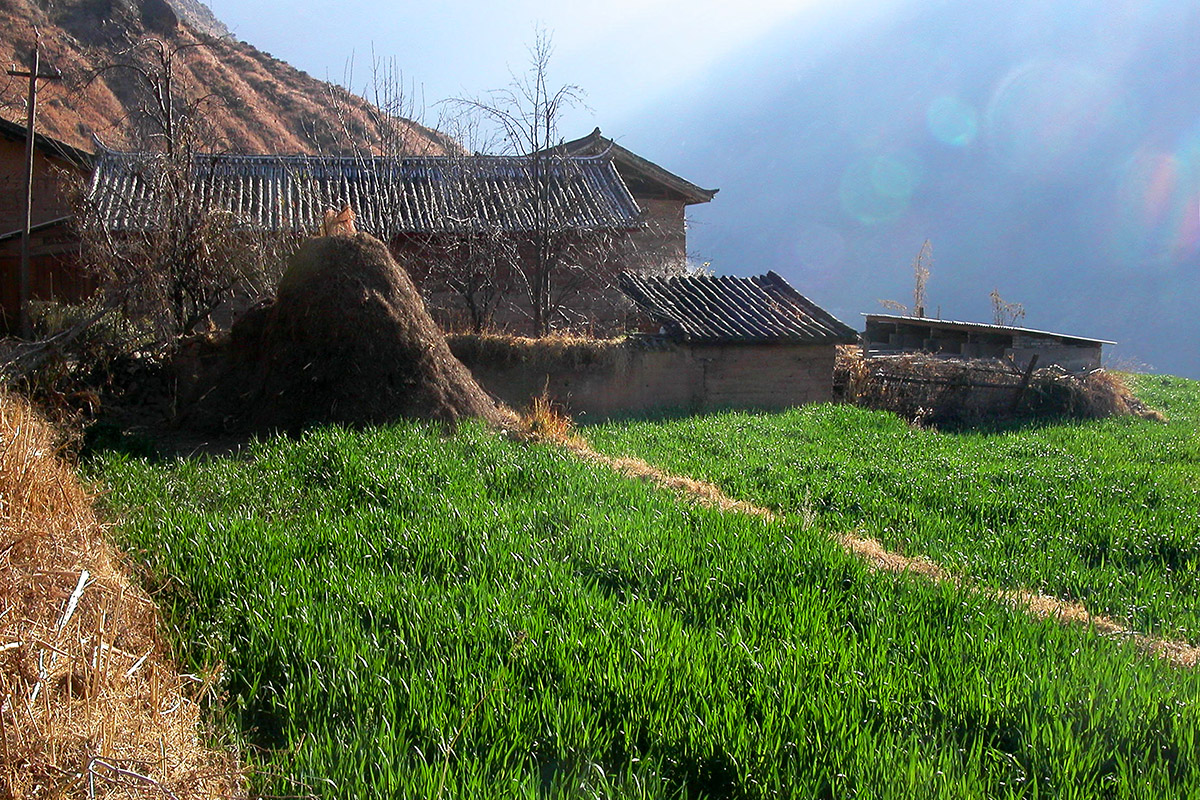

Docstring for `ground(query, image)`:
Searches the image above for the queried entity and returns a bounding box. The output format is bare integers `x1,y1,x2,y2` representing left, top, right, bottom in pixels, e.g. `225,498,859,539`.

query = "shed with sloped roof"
613,270,857,409
862,313,1114,372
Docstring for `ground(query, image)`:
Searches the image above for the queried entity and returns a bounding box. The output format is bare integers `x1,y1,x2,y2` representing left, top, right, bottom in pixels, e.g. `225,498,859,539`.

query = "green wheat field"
91,374,1200,798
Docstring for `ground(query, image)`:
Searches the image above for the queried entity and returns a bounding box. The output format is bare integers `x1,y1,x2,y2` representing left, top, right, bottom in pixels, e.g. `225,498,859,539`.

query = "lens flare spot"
1110,149,1200,268
839,154,920,225
871,157,916,199
986,59,1115,176
927,96,978,147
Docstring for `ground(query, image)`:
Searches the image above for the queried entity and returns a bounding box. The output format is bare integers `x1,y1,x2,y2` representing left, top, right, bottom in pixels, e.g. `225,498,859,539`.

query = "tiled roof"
619,271,858,344
554,128,718,205
84,148,642,236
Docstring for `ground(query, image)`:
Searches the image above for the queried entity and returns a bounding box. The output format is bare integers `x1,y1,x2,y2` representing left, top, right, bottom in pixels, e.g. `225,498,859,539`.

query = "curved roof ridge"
553,129,717,205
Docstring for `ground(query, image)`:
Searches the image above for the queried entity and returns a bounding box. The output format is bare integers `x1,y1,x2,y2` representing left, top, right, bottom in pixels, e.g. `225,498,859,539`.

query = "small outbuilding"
618,271,858,409
452,270,856,419
862,313,1114,372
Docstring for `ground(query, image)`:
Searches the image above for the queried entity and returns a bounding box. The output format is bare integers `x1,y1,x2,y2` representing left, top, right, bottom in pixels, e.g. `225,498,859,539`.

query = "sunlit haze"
205,0,855,129
206,0,1200,376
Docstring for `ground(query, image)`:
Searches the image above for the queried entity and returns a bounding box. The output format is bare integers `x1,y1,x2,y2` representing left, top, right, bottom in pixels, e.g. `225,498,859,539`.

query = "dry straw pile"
187,233,509,433
836,345,1162,425
0,395,240,798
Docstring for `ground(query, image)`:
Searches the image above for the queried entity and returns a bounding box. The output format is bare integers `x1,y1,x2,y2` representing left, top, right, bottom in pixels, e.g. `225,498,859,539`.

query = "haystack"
191,233,508,432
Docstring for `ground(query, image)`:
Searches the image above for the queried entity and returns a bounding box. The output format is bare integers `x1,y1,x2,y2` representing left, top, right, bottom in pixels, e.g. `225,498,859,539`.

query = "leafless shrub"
322,47,450,158
77,37,292,342
989,287,1026,326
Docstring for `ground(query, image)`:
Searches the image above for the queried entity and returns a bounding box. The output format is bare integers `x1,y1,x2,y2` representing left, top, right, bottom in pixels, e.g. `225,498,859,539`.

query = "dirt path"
564,439,1200,669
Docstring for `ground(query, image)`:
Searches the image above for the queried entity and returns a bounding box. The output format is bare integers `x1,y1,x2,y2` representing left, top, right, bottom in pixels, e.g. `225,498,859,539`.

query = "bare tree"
319,32,640,337
77,36,282,339
447,29,602,337
429,139,519,333
878,239,933,318
911,239,931,318
990,288,1026,326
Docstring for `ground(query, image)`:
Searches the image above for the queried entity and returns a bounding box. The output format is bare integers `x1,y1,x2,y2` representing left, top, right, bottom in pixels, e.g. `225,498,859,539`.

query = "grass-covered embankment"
589,374,1200,643
93,413,1200,798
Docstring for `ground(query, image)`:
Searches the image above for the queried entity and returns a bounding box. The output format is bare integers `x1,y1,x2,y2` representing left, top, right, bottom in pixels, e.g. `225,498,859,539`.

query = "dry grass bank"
0,395,241,798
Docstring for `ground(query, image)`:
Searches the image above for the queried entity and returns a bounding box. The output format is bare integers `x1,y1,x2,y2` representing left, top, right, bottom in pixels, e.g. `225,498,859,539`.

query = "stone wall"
450,336,837,420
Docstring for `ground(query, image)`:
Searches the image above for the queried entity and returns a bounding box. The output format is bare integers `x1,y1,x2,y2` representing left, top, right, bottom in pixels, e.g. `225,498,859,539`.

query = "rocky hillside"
0,0,455,155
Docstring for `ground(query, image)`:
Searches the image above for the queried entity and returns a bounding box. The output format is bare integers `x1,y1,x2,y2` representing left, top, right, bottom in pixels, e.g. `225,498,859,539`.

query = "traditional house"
0,117,93,329
84,135,714,335
553,128,717,271
862,313,1113,371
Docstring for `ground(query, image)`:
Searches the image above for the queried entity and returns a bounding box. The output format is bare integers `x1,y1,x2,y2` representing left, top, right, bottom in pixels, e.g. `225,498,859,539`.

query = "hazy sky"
202,0,1200,375
205,0,877,139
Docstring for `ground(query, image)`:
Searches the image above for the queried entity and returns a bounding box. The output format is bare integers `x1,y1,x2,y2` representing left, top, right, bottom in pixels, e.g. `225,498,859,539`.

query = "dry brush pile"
835,345,1162,425
0,395,240,798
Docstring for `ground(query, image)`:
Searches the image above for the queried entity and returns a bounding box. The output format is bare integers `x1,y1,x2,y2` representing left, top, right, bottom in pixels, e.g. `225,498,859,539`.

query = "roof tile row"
619,271,857,345
85,149,643,236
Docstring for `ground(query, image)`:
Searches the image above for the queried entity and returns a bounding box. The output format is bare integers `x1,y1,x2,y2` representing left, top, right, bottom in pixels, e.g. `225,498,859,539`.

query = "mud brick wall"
452,338,837,421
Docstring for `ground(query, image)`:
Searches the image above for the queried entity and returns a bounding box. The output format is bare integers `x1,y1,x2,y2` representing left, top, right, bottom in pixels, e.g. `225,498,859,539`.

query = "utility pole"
8,35,62,339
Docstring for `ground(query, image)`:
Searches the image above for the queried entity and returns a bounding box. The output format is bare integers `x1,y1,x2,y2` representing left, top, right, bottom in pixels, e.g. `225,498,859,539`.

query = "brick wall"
0,136,91,328
0,138,80,233
452,338,837,420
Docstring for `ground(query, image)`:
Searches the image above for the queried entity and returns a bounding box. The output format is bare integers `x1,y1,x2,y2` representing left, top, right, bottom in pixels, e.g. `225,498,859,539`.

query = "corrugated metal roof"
863,314,1116,346
620,271,858,344
84,148,643,236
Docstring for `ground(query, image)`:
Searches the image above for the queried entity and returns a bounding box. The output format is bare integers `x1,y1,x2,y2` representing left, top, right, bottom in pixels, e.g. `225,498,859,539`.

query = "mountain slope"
0,0,454,155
